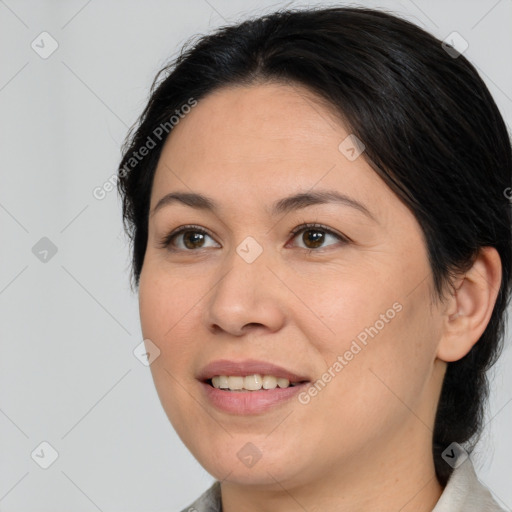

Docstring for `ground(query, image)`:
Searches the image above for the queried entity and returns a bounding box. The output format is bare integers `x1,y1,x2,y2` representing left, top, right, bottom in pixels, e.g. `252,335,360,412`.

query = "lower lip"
200,381,309,415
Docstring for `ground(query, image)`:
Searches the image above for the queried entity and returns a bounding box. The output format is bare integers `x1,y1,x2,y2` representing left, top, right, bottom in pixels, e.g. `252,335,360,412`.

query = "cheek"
313,283,439,427
139,262,200,342
287,259,402,352
293,258,438,419
138,267,209,436
138,265,207,399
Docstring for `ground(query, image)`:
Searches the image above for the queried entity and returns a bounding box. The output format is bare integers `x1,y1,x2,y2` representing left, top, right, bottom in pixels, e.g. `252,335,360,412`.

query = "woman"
117,6,510,512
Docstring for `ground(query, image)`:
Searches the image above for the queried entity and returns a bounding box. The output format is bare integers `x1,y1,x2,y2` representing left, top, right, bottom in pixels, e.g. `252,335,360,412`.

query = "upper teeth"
211,374,295,391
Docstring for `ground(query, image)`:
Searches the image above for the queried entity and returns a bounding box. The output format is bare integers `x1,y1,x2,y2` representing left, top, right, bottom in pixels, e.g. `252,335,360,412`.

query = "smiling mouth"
205,374,309,391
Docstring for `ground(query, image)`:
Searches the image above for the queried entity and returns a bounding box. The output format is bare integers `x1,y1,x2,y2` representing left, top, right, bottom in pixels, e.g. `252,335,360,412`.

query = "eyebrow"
150,189,375,221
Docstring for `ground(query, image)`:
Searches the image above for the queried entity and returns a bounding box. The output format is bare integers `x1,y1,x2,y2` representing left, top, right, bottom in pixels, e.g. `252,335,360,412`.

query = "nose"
204,245,287,337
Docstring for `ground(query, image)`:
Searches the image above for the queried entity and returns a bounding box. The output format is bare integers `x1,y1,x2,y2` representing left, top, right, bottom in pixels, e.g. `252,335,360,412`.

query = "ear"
437,247,502,362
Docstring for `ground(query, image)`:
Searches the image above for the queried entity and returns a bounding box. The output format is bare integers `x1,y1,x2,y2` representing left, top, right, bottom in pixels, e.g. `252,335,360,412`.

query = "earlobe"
437,247,502,363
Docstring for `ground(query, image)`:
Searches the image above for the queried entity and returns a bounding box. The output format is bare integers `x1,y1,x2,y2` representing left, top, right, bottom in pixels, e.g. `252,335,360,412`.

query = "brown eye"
301,229,325,249
182,231,206,249
289,223,349,251
158,225,220,251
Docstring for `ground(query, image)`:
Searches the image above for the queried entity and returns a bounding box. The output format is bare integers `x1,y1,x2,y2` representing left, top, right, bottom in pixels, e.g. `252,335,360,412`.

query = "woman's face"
138,82,447,488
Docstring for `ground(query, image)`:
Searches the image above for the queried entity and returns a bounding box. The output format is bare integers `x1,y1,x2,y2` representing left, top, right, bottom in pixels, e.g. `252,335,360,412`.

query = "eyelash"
158,223,351,252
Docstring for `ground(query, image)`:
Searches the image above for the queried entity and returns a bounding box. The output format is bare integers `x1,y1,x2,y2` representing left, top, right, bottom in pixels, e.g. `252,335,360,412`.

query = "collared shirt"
179,458,506,512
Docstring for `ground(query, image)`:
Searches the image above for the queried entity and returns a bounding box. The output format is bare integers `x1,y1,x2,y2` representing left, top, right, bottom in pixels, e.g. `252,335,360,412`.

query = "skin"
138,82,502,512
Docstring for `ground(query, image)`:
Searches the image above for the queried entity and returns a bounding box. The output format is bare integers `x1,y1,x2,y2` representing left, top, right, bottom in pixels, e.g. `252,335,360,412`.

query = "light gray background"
0,0,511,511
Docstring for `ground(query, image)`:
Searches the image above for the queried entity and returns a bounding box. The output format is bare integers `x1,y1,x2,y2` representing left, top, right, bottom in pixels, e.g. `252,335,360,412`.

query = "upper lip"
197,359,311,383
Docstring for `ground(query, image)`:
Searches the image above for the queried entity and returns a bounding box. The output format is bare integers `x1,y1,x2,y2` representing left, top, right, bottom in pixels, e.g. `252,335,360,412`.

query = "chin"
190,440,309,488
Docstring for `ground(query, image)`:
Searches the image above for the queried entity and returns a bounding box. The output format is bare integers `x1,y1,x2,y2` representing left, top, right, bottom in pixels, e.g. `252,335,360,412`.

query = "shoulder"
178,481,222,512
432,458,506,512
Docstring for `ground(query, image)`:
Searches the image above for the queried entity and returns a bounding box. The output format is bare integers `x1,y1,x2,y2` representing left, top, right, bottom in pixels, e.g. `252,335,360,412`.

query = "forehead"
165,83,340,162
150,83,396,223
